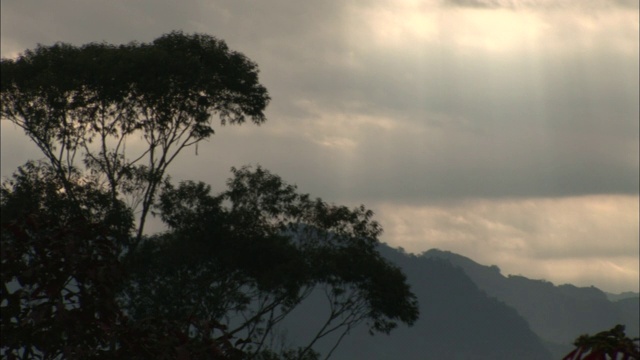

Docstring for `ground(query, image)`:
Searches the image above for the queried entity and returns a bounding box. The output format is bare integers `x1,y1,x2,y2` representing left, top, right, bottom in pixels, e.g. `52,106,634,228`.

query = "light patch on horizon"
530,257,639,294
375,195,639,292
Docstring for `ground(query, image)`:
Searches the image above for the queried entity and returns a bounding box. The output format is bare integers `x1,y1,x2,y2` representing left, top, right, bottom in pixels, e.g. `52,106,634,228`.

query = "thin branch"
322,325,352,360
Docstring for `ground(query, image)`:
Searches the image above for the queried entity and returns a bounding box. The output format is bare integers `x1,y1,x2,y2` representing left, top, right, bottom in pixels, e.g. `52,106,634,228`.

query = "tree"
1,163,419,359
124,166,419,359
1,32,271,359
1,161,131,359
563,325,640,360
1,33,419,359
1,162,245,359
0,31,270,246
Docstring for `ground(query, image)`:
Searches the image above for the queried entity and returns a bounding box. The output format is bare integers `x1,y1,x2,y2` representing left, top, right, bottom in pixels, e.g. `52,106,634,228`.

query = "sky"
1,0,638,293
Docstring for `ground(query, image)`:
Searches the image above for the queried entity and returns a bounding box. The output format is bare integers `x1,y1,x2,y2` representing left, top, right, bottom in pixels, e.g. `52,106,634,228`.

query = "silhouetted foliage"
1,33,418,359
1,161,130,358
1,162,417,359
125,166,418,358
0,162,247,359
563,325,640,360
0,31,270,246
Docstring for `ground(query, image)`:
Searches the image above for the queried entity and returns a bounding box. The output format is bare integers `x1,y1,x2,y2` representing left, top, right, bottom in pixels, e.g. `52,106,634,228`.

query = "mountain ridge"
276,245,637,359
420,248,640,358
282,245,553,359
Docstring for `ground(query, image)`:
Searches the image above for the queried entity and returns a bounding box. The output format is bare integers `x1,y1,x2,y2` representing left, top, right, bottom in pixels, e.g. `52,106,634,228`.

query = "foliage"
125,166,419,359
563,325,640,360
1,32,419,359
0,162,245,359
1,161,131,358
0,31,270,245
1,163,418,359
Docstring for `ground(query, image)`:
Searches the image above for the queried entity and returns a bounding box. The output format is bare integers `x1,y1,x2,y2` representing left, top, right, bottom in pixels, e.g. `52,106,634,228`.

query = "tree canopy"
1,31,270,244
1,33,419,359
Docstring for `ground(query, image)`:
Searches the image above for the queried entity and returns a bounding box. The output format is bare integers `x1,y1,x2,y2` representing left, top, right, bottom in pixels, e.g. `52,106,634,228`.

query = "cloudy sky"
1,0,638,293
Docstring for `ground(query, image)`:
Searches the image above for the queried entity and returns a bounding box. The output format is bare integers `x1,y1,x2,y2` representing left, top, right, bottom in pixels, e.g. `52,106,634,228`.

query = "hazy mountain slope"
612,296,640,333
422,249,639,358
282,246,552,360
606,291,640,302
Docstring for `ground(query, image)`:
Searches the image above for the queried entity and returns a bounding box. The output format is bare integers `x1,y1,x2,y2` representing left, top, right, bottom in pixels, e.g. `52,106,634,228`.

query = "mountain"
422,249,640,358
282,245,553,360
605,291,640,302
611,296,640,336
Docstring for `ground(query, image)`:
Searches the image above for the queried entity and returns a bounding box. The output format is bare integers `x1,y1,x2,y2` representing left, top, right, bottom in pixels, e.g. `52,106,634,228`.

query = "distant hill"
282,245,553,360
421,249,640,359
605,291,640,302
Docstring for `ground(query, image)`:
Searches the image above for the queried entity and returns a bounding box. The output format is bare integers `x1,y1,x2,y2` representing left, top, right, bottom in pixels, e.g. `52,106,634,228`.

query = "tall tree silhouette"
1,31,270,247
1,33,418,359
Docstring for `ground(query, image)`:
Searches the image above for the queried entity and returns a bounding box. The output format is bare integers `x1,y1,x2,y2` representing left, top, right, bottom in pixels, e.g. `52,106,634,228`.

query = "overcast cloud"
1,0,638,292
